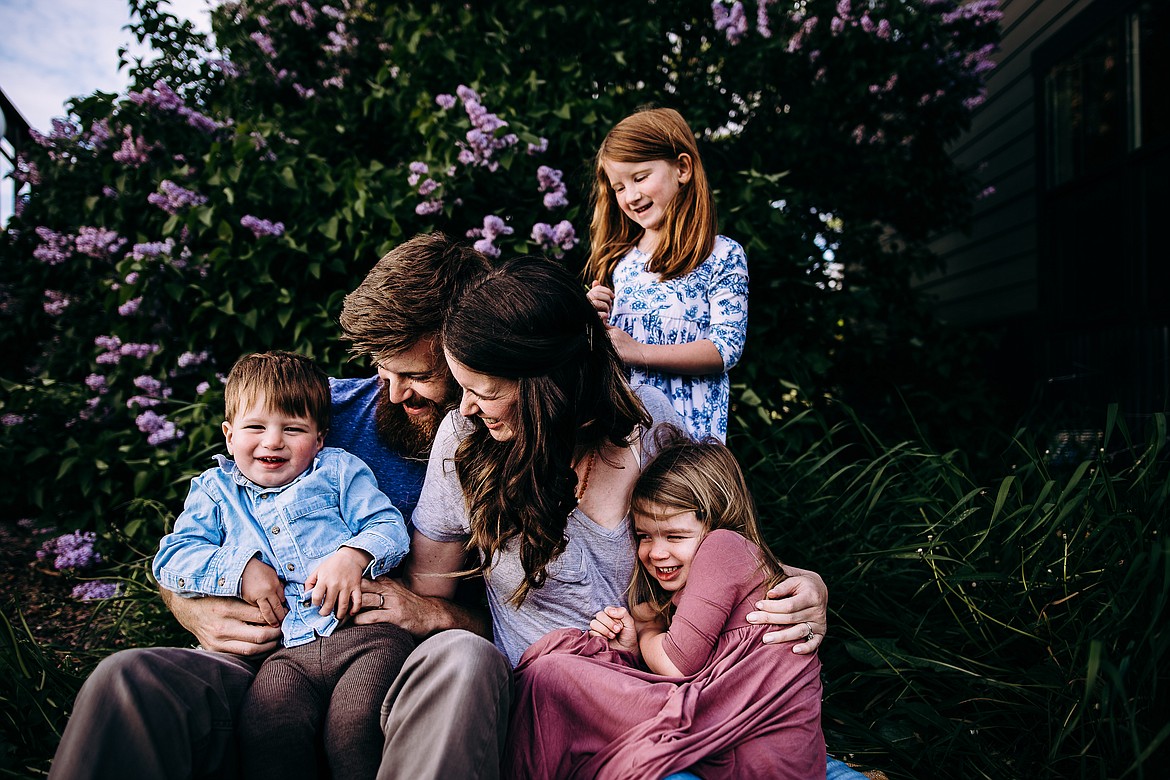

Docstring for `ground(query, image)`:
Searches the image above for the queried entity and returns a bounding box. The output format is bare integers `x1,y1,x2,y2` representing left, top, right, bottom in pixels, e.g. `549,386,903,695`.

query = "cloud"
0,0,211,131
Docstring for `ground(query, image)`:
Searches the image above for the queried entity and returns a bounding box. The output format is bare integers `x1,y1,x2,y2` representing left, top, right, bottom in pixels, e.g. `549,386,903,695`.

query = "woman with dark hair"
399,254,834,775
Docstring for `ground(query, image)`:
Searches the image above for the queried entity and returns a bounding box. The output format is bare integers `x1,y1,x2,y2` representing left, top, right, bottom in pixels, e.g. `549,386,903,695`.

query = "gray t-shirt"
411,384,683,666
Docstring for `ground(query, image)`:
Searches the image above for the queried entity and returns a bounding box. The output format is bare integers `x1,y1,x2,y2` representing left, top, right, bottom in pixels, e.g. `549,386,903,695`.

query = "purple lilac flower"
128,396,162,409
177,350,210,368
117,297,142,317
75,226,127,258
208,58,241,78
128,80,183,111
409,161,428,174
102,186,119,199
88,118,113,149
129,239,175,262
96,342,122,364
85,374,108,393
148,180,208,215
13,155,41,186
33,227,74,265
290,2,318,27
113,127,152,167
121,342,162,360
466,215,514,258
293,84,316,99
73,581,121,601
196,381,211,395
251,31,278,58
134,375,163,395
43,290,71,315
1,413,24,426
531,220,579,258
756,0,773,37
323,23,357,55
37,531,101,570
527,137,548,155
836,0,852,20
136,410,184,446
876,18,891,39
537,166,569,210
713,1,748,44
415,200,443,216
453,85,518,169
240,215,285,238
418,179,439,197
436,93,457,109
941,0,1003,27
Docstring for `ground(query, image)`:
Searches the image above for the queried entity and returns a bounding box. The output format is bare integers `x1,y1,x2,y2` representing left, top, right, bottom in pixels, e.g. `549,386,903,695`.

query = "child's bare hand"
587,281,614,321
241,557,285,627
304,547,372,622
588,605,638,653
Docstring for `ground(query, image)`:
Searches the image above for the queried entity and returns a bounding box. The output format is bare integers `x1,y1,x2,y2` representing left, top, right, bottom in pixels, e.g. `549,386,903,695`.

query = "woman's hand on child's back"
305,546,372,622
587,281,614,320
241,557,286,627
589,605,638,653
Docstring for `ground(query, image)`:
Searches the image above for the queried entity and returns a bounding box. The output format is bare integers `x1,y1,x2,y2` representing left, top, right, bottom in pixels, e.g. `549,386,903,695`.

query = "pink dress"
505,530,825,780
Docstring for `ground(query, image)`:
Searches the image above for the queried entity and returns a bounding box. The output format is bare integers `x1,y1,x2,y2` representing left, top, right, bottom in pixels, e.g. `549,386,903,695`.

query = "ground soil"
0,522,127,653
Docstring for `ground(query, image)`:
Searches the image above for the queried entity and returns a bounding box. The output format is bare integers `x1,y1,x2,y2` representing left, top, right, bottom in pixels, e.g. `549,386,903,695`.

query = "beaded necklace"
575,450,597,501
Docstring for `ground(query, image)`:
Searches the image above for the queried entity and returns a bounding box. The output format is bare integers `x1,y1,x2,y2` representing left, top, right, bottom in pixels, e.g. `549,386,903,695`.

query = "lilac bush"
0,0,1001,571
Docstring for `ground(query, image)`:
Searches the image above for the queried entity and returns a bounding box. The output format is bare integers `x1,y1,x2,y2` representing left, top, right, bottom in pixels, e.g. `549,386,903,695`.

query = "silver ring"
378,593,385,609
803,622,814,642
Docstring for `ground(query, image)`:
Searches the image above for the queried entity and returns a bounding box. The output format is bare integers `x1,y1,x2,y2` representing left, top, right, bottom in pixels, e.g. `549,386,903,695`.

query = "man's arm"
353,530,490,639
745,564,828,654
159,586,284,655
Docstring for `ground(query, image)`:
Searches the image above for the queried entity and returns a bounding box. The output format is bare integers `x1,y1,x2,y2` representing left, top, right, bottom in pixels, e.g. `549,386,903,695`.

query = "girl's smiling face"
634,504,705,593
222,394,324,488
602,155,692,244
445,352,521,442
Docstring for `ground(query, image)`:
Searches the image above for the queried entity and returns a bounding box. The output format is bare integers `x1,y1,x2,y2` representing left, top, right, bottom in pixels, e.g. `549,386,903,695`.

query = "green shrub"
734,404,1169,778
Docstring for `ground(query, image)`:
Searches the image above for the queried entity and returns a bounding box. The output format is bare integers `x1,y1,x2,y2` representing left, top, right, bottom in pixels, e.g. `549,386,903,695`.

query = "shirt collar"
213,451,323,492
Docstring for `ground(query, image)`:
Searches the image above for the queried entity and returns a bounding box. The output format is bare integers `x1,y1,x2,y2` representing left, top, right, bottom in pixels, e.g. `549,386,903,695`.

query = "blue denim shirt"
153,447,410,647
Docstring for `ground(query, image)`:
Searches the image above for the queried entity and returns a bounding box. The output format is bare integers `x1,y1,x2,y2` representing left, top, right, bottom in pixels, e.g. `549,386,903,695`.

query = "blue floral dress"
608,235,748,441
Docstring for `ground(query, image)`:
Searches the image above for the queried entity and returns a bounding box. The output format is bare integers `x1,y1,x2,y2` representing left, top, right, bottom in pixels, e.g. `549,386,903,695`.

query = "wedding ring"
803,622,814,642
378,593,385,609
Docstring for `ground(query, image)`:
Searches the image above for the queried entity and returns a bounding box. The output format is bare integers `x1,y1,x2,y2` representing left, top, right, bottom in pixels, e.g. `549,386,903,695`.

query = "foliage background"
2,0,1164,777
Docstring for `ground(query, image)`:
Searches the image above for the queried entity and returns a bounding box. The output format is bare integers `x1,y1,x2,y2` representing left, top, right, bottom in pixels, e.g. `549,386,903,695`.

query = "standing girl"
504,431,825,780
585,107,748,442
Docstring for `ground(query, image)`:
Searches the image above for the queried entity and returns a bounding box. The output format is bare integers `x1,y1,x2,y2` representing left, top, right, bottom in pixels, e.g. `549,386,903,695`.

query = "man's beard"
374,382,453,458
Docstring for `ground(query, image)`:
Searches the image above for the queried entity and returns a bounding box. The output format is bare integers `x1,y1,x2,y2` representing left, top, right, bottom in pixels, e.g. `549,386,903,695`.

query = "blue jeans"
665,754,865,780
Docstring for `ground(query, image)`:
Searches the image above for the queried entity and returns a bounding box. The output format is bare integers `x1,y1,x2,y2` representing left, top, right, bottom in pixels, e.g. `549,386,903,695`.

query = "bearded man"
49,233,502,780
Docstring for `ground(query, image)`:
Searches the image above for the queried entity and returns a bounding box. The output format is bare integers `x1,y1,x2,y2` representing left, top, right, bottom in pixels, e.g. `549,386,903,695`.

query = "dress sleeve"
661,530,761,676
335,450,411,577
706,238,749,371
410,411,473,543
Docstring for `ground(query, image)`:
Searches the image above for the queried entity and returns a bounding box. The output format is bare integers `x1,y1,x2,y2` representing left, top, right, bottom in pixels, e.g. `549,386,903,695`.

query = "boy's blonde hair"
628,427,785,621
223,351,331,434
586,107,717,287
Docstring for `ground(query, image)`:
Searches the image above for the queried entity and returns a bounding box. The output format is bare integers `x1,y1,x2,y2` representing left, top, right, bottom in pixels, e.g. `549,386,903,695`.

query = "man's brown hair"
339,232,493,366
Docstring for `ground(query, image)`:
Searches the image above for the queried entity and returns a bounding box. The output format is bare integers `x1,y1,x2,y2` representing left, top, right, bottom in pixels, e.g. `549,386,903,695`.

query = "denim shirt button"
177,578,185,587
218,577,225,586
286,563,295,572
271,526,280,534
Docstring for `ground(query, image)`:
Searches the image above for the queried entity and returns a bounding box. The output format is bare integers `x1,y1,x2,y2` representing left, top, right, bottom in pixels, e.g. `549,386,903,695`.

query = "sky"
0,0,212,133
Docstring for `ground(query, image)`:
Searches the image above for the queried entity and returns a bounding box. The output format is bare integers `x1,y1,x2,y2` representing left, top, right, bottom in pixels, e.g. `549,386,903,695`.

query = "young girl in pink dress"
505,431,825,780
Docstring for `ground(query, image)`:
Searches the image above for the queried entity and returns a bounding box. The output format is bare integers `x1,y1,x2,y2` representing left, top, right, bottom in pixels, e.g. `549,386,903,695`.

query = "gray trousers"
48,630,512,780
